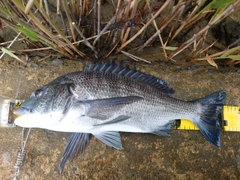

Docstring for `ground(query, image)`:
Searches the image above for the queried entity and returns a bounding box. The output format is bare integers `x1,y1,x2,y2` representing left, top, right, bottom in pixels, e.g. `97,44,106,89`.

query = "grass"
0,0,240,66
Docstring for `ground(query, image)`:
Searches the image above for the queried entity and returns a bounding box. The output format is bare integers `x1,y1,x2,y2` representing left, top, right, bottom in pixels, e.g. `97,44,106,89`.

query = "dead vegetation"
0,0,240,67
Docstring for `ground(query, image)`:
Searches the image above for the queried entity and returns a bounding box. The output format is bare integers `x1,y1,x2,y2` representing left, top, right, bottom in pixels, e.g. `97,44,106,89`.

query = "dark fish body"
14,62,226,172
51,68,196,133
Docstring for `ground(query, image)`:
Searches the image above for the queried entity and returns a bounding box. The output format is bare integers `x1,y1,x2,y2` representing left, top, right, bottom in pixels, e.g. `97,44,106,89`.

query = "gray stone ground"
0,56,239,180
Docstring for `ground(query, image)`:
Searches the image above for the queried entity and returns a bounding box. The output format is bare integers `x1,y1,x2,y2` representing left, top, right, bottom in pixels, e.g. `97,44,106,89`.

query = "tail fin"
193,90,226,147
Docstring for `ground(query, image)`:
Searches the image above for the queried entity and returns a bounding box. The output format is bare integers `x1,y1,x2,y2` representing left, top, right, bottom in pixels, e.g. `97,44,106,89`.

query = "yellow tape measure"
222,106,240,131
175,106,240,132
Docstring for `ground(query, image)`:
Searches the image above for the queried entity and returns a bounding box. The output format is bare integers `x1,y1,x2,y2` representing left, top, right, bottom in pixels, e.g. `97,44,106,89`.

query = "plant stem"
116,0,172,53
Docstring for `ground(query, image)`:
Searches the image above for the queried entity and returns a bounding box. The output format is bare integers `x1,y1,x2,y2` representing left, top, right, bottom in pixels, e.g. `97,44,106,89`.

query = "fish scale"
56,69,220,134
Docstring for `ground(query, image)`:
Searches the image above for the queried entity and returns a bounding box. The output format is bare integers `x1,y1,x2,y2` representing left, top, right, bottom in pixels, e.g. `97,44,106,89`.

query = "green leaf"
1,47,21,61
200,0,234,14
17,27,38,41
0,7,11,16
11,0,25,9
2,0,12,16
228,55,240,60
165,46,178,51
220,46,240,58
208,0,235,23
209,0,235,9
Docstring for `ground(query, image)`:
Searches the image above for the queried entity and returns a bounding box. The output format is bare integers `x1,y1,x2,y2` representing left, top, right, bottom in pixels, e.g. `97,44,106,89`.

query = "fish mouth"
13,107,33,115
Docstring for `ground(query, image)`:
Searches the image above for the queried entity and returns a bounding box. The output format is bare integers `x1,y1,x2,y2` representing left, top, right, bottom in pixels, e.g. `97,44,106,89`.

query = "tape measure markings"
175,106,240,132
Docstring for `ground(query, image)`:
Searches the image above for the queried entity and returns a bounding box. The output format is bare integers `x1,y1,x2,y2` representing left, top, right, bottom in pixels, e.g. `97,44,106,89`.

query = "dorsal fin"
83,61,174,94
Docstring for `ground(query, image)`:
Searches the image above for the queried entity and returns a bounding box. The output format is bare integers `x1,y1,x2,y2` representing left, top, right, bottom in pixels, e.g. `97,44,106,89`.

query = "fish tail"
193,90,226,147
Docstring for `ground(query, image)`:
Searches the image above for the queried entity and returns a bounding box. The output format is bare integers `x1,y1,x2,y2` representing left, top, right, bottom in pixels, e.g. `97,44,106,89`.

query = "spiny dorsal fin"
84,61,174,94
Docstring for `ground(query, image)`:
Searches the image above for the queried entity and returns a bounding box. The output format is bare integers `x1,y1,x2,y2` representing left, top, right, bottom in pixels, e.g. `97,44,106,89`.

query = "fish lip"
13,107,33,115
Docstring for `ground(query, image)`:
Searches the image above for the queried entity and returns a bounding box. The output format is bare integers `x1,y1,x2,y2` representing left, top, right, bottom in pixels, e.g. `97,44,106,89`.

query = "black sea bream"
14,61,226,172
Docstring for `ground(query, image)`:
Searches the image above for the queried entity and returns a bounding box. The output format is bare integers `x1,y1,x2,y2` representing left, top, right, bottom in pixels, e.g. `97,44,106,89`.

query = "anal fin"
92,131,123,149
152,121,176,136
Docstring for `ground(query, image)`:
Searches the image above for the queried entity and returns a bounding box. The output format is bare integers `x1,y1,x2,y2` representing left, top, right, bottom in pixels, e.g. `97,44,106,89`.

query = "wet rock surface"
0,57,239,180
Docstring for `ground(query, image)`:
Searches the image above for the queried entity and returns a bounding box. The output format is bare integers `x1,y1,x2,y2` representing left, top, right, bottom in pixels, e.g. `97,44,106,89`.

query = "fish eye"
34,89,42,98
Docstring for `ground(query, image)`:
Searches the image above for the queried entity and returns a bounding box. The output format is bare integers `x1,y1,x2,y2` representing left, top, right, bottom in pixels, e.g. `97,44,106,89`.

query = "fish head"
14,83,72,128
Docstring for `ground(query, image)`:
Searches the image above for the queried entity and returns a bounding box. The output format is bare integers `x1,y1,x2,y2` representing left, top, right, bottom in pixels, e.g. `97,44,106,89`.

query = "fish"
14,61,226,173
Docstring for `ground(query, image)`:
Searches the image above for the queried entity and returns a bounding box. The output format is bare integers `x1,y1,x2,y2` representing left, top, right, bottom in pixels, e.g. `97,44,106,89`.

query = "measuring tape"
175,106,240,132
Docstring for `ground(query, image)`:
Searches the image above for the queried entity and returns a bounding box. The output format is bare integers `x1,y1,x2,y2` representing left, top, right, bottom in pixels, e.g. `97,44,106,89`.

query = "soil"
0,2,240,180
0,55,239,180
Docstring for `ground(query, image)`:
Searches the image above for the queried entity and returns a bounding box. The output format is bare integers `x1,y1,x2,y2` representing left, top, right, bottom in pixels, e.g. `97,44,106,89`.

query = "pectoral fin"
79,96,142,120
92,131,123,149
59,133,90,173
94,115,130,126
